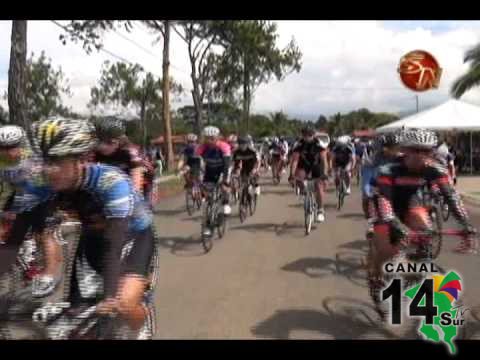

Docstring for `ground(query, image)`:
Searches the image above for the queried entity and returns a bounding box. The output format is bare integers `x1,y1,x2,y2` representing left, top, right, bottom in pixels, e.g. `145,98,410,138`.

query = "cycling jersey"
233,148,259,176
371,159,470,229
269,143,285,157
196,141,231,184
332,143,355,167
182,144,202,171
292,139,327,179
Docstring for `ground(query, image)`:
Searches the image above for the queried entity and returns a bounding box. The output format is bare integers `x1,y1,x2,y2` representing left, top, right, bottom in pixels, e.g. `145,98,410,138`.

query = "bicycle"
185,177,203,216
335,168,349,211
420,185,444,259
238,174,257,223
200,182,227,252
302,177,319,235
231,174,241,206
271,155,282,185
366,228,475,323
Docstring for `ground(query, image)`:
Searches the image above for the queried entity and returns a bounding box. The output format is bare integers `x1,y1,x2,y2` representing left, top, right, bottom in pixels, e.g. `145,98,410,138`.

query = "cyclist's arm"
290,151,300,178
320,150,329,176
219,142,232,184
431,169,471,229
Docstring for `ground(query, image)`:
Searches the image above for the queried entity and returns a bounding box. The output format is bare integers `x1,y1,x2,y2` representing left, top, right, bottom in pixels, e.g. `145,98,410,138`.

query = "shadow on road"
339,239,368,252
156,236,209,257
230,222,305,237
250,306,397,339
281,252,367,288
336,212,365,220
261,189,296,196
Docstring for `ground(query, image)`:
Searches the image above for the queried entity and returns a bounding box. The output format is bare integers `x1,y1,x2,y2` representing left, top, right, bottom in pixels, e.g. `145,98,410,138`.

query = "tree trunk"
140,95,147,153
162,20,175,171
191,87,202,135
8,20,28,129
242,57,250,134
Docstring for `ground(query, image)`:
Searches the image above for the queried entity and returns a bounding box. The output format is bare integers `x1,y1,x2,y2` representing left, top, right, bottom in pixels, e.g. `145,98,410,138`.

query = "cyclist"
93,117,155,205
176,133,202,189
330,135,356,195
227,134,238,153
232,136,261,196
27,118,156,338
435,141,456,185
260,137,271,171
0,125,62,298
196,126,232,237
369,129,476,292
269,137,287,181
289,126,330,223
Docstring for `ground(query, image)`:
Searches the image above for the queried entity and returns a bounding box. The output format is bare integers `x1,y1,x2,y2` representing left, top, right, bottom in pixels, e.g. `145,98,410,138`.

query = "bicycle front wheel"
304,194,314,235
337,182,345,211
430,205,443,259
186,190,195,216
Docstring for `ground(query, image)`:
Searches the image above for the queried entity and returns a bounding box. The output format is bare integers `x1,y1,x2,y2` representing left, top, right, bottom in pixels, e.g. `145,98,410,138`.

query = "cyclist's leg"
294,167,307,193
117,227,155,331
312,163,326,214
344,162,353,193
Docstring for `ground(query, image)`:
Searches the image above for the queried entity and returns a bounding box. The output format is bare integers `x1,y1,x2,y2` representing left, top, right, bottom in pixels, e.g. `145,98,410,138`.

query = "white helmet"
316,133,330,149
0,125,26,147
337,135,351,145
186,133,198,142
202,126,220,138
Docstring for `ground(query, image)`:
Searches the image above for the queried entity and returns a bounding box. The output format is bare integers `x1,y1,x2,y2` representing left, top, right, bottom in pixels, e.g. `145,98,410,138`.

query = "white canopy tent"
377,99,480,174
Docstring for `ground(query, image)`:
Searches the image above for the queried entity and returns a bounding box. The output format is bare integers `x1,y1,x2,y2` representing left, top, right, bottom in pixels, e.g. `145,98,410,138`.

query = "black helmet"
301,125,315,136
94,116,126,141
238,136,249,145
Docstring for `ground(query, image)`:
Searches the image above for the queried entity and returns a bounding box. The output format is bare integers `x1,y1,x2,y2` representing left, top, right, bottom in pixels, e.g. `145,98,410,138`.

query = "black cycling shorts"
298,160,326,180
203,170,223,184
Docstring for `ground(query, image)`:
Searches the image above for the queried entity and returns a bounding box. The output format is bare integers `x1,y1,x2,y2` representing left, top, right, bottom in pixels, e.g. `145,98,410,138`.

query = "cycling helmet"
238,136,249,145
203,126,220,138
400,128,438,149
186,133,198,142
245,134,253,143
316,133,330,149
31,118,97,158
272,136,279,144
0,125,26,147
94,116,126,141
301,125,315,136
336,135,351,145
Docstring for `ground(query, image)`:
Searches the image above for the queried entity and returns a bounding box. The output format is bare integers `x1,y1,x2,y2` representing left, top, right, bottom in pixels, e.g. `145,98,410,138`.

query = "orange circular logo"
398,50,442,92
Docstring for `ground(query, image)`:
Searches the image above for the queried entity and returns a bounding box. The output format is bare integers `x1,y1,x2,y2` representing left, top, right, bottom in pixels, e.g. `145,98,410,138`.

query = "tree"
0,105,8,124
451,43,480,98
25,51,72,121
171,21,224,135
58,20,178,170
8,20,28,129
213,21,302,132
89,60,183,150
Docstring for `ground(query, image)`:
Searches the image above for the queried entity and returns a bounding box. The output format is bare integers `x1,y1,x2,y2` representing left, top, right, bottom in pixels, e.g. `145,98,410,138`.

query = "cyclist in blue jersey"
11,118,156,338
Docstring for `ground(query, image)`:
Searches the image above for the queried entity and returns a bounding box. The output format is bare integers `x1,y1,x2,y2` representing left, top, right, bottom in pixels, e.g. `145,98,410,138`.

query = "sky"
1,20,480,120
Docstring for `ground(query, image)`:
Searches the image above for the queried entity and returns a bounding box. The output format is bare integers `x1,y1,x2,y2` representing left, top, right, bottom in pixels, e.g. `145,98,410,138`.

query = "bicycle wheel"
441,199,450,222
249,193,257,216
337,182,345,211
239,189,248,223
304,193,314,235
216,208,227,239
201,204,214,252
231,178,240,206
186,190,195,216
430,205,443,260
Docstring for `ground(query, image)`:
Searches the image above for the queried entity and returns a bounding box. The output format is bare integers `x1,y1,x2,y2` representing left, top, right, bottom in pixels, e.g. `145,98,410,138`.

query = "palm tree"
451,43,480,98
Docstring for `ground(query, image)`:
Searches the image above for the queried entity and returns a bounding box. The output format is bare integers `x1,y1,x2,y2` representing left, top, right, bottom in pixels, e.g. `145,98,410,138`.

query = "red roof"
352,129,376,138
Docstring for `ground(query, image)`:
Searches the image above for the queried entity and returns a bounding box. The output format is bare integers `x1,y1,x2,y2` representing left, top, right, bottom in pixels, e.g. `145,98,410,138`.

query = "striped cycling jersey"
196,141,231,172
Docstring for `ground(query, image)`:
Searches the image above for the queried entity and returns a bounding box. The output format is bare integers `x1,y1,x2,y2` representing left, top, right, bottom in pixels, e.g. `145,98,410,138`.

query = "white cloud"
1,20,480,120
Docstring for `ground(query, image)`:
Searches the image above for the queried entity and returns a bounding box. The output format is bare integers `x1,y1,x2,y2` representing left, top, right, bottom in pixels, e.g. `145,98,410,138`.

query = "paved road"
151,174,480,339
4,174,480,340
